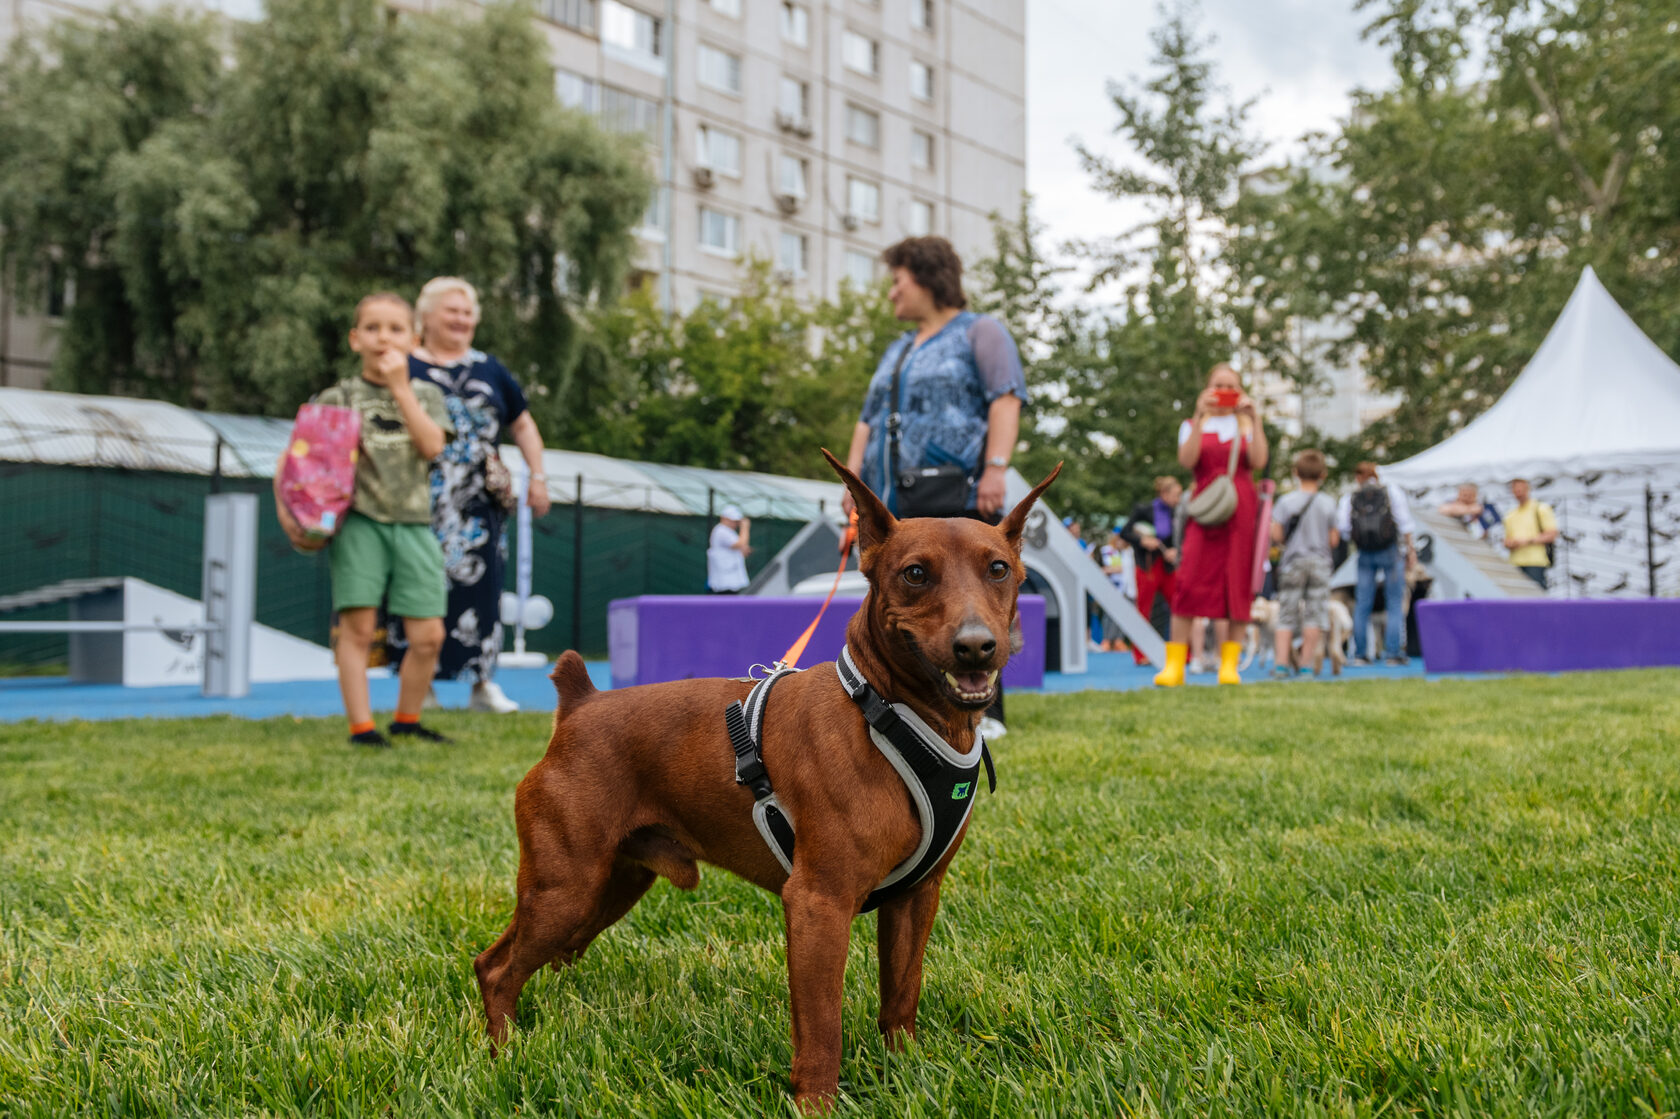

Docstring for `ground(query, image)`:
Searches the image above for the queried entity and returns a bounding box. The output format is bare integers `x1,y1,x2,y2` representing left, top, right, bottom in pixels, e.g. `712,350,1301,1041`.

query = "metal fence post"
572,473,584,653
1647,484,1657,597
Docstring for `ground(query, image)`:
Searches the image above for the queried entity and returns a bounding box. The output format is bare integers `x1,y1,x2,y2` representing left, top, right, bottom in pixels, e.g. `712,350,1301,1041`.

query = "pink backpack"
279,403,361,546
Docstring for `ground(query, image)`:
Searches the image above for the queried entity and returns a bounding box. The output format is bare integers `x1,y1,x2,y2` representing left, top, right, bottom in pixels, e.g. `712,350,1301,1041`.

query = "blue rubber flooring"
0,651,1427,724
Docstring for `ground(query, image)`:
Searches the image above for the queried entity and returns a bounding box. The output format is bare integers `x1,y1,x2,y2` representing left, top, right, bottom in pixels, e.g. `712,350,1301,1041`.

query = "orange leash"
777,511,857,668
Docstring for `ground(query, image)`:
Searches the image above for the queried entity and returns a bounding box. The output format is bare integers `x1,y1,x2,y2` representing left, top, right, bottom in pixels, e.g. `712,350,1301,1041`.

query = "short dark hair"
881,237,967,309
1293,449,1326,482
354,291,413,327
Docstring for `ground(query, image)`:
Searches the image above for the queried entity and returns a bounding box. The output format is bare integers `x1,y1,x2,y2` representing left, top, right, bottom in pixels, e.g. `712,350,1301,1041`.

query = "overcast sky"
1025,0,1394,287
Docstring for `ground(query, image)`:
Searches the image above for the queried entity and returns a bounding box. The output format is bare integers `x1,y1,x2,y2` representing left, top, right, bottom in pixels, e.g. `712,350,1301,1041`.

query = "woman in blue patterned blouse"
386,277,553,714
843,237,1027,521
844,237,1028,738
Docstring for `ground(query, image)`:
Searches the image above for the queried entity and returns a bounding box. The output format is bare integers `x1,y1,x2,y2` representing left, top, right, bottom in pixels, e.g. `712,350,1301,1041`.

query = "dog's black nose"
952,624,996,667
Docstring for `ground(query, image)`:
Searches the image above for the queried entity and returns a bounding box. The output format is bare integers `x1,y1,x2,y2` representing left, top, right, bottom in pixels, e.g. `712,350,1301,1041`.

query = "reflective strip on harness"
726,649,995,912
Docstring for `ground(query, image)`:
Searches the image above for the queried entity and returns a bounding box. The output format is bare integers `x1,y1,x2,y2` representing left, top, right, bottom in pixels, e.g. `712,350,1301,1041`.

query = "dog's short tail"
550,650,598,717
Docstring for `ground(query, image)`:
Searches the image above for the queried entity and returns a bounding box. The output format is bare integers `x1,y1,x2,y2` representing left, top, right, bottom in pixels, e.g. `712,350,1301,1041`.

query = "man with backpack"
1501,478,1558,590
1335,461,1416,666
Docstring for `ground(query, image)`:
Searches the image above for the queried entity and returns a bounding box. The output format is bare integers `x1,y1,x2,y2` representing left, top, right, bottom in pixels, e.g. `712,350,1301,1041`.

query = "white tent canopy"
1385,267,1680,597
0,386,845,521
1386,267,1680,486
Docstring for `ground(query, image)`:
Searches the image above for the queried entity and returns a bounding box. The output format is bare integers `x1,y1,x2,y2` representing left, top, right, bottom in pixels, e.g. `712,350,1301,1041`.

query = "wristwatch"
984,456,1009,469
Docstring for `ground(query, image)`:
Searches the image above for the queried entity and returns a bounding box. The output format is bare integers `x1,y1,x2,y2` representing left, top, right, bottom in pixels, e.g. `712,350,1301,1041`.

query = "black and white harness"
724,645,997,912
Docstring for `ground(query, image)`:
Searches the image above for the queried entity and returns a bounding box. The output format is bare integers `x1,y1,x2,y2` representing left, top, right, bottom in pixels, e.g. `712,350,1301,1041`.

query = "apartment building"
0,0,1026,387
475,0,1026,308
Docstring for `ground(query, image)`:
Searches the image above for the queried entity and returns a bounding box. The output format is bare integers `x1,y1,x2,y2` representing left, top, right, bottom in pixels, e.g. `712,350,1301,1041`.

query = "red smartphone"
1211,388,1240,408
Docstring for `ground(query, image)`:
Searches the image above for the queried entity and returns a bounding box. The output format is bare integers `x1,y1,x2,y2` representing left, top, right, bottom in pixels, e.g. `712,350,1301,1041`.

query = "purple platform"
609,595,1046,689
1416,598,1680,674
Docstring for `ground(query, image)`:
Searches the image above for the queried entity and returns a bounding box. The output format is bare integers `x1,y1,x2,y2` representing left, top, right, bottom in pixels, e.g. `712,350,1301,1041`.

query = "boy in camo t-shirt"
1269,449,1339,677
278,293,454,747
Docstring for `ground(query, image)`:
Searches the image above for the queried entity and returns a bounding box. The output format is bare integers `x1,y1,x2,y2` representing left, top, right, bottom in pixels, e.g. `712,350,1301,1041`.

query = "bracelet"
529,473,546,483
985,456,1009,468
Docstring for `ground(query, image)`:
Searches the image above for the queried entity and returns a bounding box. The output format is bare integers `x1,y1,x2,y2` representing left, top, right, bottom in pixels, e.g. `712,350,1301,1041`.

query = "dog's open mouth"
941,669,999,707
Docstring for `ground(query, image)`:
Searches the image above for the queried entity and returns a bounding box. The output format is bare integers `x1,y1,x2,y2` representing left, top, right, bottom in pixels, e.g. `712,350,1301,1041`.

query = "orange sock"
393,711,420,725
349,720,376,736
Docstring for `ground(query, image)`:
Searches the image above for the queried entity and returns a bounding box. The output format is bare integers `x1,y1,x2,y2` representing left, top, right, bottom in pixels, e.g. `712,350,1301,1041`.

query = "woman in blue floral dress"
387,277,553,713
844,237,1028,734
846,238,1027,520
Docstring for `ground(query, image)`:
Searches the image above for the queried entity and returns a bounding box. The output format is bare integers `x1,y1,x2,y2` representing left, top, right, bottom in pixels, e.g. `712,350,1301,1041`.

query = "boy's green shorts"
329,512,447,618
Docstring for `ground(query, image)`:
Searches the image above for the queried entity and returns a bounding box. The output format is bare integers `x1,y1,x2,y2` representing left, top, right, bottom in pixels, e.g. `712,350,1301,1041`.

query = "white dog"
1243,596,1351,676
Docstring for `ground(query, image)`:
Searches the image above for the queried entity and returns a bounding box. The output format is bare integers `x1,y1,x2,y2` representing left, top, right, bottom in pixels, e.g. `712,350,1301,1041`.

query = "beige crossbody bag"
1183,421,1244,527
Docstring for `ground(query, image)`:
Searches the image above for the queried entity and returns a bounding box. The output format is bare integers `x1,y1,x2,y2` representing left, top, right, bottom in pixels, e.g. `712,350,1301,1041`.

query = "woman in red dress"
1154,364,1268,686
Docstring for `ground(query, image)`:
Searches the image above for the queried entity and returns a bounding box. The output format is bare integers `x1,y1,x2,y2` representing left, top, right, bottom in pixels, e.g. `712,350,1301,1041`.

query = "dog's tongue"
955,671,991,693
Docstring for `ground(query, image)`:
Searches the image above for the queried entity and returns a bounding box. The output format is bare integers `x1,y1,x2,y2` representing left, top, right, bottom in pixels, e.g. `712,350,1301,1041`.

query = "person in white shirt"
707,505,752,593
1334,462,1416,665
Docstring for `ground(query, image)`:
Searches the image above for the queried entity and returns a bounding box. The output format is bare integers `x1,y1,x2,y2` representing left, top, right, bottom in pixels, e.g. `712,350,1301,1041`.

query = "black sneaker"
388,721,454,744
1384,656,1409,666
350,728,392,748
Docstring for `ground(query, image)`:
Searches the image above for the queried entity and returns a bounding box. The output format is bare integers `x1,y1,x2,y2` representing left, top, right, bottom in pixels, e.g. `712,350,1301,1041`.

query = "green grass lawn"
3,672,1680,1117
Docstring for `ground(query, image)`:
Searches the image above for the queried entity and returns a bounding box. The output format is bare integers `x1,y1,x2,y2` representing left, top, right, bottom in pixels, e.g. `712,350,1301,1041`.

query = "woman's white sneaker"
470,681,519,713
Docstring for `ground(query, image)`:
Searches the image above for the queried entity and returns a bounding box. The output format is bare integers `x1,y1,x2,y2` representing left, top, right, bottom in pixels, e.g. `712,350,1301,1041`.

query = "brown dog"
474,450,1059,1107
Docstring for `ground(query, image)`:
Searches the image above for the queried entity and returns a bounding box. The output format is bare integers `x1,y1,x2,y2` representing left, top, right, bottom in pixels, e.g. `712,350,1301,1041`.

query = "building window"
778,76,809,121
910,61,933,101
847,177,880,223
556,69,599,113
602,1,663,68
911,129,933,170
842,31,878,76
538,0,597,32
697,125,742,176
844,250,876,289
599,85,662,136
639,187,669,240
781,2,808,45
698,44,742,94
778,231,808,276
778,153,808,197
699,207,741,255
908,199,933,236
844,103,880,148
706,0,740,15
910,0,932,31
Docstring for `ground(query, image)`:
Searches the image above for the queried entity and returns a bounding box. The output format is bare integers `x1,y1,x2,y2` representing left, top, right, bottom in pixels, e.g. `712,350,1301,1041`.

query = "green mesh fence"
0,463,805,668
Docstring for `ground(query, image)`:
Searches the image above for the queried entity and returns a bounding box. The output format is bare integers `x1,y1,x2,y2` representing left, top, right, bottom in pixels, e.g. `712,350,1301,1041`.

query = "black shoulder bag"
888,340,974,518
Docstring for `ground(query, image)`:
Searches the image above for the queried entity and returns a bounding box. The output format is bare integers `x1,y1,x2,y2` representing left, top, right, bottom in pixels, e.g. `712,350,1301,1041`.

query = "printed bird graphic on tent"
1578,471,1604,487
1603,507,1631,524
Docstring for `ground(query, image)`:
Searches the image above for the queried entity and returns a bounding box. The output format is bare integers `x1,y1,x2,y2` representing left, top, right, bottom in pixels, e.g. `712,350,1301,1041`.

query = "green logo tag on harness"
951,781,972,800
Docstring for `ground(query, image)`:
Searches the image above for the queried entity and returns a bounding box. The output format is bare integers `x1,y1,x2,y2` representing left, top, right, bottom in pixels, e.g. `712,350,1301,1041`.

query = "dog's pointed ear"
999,462,1062,553
821,448,895,565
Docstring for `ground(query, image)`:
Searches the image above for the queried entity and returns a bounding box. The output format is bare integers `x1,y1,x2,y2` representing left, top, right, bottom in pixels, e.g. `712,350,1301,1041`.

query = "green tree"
573,264,898,477
1009,9,1268,522
0,0,649,414
1240,0,1680,462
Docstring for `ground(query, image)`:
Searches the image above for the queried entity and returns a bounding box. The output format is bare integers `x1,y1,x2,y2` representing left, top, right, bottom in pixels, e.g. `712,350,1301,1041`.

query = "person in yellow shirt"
1501,478,1558,590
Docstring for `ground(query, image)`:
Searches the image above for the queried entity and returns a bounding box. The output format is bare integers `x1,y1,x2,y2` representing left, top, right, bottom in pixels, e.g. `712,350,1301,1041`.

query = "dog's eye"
902,564,928,586
988,560,1011,581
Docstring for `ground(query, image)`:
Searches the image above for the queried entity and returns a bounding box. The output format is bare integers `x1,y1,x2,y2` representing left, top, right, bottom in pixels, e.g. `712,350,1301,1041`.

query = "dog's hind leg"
875,878,942,1049
474,856,616,1045
548,858,658,972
